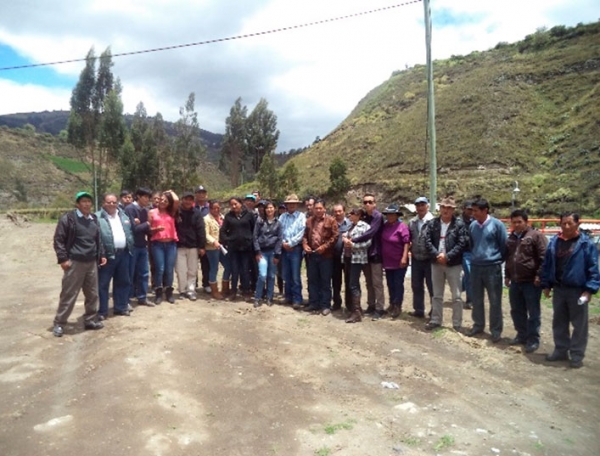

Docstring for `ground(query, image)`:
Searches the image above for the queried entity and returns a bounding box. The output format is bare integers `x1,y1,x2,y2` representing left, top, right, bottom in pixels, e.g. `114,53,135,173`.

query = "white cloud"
0,0,598,149
0,79,70,114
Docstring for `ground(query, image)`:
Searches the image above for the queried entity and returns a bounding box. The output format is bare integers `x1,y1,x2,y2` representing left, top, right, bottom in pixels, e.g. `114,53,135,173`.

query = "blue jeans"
411,258,433,315
130,246,149,301
471,263,503,335
255,251,276,300
229,250,252,293
99,250,131,316
151,241,177,289
385,267,407,307
306,253,333,310
282,245,303,304
509,281,542,344
205,249,231,283
462,252,472,303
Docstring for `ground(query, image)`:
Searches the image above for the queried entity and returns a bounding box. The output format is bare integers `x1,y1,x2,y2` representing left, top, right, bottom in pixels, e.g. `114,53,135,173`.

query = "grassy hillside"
288,22,600,217
0,126,230,210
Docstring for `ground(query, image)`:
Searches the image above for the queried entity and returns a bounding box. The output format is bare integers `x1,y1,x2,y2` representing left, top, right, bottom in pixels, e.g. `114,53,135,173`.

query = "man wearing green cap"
52,191,107,337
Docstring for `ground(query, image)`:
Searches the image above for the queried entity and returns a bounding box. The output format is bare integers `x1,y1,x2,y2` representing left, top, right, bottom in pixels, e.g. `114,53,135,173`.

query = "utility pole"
423,0,437,209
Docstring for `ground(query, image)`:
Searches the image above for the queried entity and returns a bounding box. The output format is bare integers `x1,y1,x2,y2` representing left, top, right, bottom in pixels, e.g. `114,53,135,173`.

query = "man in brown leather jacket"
504,209,548,353
302,199,338,315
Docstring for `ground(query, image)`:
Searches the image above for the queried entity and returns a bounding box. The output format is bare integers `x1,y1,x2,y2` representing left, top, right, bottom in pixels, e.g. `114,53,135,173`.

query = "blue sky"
0,0,598,150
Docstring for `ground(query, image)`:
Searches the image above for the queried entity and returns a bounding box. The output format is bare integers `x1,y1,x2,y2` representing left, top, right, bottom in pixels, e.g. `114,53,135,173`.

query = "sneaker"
525,342,539,353
204,286,212,294
570,359,583,369
546,352,569,362
53,324,64,337
509,337,525,346
491,332,502,343
253,299,262,308
178,292,187,300
127,304,134,312
425,322,441,330
321,308,331,316
364,306,376,315
371,311,384,321
408,311,425,318
188,291,197,301
266,300,274,307
467,327,484,337
452,325,462,332
84,321,104,331
292,303,304,310
463,301,473,310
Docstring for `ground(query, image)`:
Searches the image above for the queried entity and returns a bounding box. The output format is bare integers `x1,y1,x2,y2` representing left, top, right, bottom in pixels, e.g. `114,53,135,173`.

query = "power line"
0,1,422,72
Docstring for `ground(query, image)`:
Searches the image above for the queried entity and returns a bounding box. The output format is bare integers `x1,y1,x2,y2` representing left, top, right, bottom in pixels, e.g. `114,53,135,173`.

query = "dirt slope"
0,217,598,456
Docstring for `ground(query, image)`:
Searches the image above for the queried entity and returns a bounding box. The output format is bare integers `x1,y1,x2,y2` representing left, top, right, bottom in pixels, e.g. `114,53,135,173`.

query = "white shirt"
439,221,450,253
107,212,127,249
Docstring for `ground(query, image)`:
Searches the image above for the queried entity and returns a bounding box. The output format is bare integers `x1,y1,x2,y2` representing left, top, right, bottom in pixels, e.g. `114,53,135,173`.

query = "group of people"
52,187,599,368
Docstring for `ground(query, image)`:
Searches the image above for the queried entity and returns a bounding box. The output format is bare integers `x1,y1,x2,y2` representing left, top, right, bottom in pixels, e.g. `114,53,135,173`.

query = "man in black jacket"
176,192,207,301
52,191,106,337
424,196,469,331
125,187,154,306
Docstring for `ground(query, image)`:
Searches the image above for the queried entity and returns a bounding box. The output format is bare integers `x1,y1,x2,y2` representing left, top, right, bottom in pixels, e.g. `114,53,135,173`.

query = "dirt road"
0,217,598,456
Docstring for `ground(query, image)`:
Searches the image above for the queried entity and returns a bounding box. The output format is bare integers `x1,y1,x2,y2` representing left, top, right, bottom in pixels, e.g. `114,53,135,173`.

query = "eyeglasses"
104,201,118,205
363,200,375,205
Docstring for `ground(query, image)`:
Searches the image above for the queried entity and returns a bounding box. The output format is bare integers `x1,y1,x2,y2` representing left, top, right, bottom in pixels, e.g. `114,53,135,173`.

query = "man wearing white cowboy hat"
279,194,306,307
423,196,470,331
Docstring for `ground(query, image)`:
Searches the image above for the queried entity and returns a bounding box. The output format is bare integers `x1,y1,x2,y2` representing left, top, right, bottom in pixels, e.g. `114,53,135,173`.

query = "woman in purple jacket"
380,204,410,318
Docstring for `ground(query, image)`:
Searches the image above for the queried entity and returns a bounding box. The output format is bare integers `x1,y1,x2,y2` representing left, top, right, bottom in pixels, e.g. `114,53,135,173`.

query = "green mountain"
288,22,600,217
0,110,224,162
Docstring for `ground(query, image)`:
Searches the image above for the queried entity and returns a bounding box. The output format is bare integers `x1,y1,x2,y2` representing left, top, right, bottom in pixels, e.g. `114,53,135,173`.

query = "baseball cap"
195,185,207,193
75,191,93,202
414,196,429,204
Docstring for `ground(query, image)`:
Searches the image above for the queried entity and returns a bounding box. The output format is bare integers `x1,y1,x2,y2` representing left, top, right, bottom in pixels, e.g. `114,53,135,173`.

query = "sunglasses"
363,200,375,205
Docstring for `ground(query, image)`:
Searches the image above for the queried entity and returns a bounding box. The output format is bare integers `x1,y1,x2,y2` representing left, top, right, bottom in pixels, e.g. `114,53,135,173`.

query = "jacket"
424,216,469,266
125,201,151,248
53,210,104,264
351,209,383,260
96,208,134,259
343,221,372,264
253,217,283,258
302,214,339,259
220,209,255,252
409,212,434,261
205,213,223,251
505,226,547,283
176,208,206,249
540,232,600,293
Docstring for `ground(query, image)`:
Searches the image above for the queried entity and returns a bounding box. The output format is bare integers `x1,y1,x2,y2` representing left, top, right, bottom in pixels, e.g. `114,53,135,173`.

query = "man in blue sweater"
541,212,600,368
468,198,507,342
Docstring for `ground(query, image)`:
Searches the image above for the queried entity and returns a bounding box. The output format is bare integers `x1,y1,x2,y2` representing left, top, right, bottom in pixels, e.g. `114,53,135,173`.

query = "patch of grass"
400,435,420,447
432,327,447,339
47,155,89,174
434,435,455,451
534,440,544,451
297,317,310,327
314,447,331,456
563,437,575,445
324,419,355,435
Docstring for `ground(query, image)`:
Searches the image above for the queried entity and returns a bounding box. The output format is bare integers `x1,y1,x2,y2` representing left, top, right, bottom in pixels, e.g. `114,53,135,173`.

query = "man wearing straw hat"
279,194,307,308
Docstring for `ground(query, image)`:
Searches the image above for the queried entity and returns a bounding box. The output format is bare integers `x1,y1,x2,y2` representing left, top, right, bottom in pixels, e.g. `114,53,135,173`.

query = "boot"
210,282,223,300
221,280,230,298
154,287,163,305
388,303,401,319
346,295,363,323
165,286,175,304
